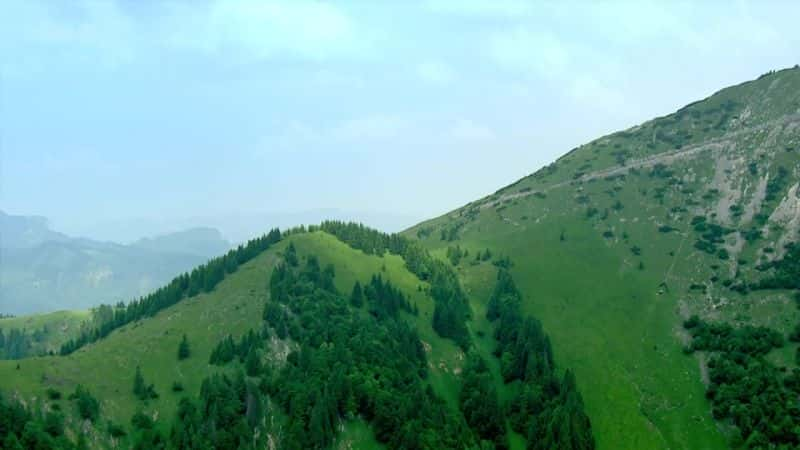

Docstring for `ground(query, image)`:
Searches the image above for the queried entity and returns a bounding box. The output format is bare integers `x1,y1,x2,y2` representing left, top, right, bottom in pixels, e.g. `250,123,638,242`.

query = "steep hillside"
406,67,800,449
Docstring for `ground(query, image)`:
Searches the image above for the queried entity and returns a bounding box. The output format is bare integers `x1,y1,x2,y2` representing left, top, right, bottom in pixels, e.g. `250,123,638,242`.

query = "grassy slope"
437,214,725,450
405,68,800,449
0,245,279,440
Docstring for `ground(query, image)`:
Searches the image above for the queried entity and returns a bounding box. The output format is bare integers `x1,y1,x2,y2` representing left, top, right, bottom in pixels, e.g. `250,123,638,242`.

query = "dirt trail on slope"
480,112,800,209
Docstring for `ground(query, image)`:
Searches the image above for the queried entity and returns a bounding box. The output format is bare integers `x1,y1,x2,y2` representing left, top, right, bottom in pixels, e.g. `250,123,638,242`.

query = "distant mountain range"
0,211,230,314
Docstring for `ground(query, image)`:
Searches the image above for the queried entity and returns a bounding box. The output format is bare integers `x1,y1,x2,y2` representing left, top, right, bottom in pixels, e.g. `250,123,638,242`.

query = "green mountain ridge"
2,67,800,449
405,66,800,449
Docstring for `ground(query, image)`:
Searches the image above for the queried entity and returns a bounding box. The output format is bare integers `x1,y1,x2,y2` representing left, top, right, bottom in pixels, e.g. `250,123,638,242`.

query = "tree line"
59,229,283,355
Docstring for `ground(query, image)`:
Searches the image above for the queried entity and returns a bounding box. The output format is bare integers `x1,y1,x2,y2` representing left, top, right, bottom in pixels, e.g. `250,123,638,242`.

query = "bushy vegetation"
753,242,800,290
69,384,101,422
765,166,790,203
0,392,83,449
692,216,734,256
683,316,799,447
446,245,466,266
132,366,159,401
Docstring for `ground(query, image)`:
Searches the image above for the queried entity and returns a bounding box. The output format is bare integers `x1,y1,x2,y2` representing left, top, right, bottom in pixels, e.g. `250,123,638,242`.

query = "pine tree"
178,334,190,360
133,366,145,399
350,281,364,308
3,433,24,450
245,348,262,376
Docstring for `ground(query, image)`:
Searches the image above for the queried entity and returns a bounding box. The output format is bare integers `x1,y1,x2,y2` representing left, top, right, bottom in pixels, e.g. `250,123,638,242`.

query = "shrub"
45,388,62,401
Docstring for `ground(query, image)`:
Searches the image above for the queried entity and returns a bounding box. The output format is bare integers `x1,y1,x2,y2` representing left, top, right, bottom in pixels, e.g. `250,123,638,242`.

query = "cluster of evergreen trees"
165,372,265,449
484,269,595,450
110,369,266,449
59,229,282,355
684,316,800,447
316,221,472,349
446,245,467,266
0,384,102,449
359,274,416,319
459,354,505,448
194,247,478,448
263,251,474,448
0,328,34,360
208,329,265,377
132,366,159,401
0,392,82,449
753,242,800,291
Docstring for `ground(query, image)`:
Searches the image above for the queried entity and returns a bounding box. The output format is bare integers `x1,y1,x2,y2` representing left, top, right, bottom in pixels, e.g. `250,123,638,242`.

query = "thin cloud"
2,0,370,73
487,27,570,79
450,119,495,141
425,0,533,18
332,115,409,141
416,61,456,85
163,0,367,62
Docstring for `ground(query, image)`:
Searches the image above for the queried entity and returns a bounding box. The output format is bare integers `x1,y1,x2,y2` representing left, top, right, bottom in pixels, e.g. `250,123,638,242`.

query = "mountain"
405,66,800,449
1,68,799,449
131,227,230,258
0,212,231,315
0,211,70,248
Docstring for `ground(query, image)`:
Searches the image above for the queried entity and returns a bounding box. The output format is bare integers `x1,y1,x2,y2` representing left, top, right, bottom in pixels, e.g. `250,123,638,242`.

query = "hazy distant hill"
0,212,230,314
131,227,230,258
0,211,70,248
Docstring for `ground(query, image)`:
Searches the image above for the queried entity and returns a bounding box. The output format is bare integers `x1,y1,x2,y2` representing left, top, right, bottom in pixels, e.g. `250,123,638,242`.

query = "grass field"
412,182,733,449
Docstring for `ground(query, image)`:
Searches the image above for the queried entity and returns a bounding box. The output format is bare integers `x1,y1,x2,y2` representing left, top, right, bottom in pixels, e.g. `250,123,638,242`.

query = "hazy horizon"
2,0,799,242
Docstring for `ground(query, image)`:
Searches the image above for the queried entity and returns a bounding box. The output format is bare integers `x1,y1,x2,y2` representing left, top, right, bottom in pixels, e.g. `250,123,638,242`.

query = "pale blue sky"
1,0,798,241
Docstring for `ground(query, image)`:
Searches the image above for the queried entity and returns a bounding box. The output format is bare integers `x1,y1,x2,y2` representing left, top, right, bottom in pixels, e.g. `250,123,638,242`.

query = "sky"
1,0,799,242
